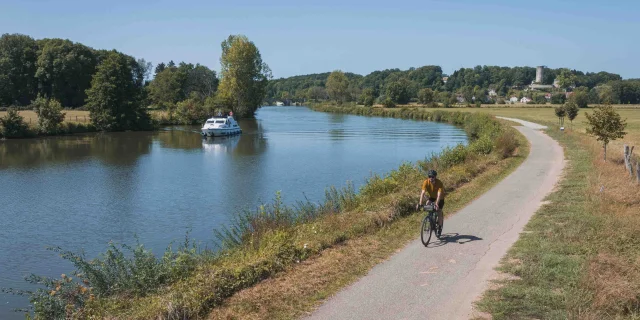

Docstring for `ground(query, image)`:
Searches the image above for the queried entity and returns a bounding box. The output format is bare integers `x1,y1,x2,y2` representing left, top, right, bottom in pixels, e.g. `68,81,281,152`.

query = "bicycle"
419,203,441,246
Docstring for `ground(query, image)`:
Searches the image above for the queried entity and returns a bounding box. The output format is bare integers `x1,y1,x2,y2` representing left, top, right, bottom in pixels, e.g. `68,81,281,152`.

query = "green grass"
476,117,640,319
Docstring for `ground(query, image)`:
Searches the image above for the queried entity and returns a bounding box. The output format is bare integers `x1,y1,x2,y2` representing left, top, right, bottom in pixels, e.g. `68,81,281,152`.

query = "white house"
509,96,519,103
520,97,532,103
488,89,497,97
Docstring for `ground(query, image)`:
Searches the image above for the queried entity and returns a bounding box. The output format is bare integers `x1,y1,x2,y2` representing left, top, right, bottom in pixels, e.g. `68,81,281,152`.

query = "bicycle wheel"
421,215,433,246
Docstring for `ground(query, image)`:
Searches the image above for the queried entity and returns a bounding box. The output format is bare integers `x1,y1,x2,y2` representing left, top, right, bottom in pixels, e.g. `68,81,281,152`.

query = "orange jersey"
422,178,444,199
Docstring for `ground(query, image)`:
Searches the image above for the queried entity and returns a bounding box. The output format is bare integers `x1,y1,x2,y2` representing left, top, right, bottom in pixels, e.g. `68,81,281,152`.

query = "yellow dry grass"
0,110,91,124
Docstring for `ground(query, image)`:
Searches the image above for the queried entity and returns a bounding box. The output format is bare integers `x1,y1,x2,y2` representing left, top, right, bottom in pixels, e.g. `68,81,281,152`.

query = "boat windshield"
215,120,225,123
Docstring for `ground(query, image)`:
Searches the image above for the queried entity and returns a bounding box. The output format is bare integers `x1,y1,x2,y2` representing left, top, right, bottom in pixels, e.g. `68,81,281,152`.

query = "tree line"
266,65,640,106
0,33,270,137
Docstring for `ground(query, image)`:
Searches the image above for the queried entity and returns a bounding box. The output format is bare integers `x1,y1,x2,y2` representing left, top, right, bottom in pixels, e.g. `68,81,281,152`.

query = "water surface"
0,106,467,317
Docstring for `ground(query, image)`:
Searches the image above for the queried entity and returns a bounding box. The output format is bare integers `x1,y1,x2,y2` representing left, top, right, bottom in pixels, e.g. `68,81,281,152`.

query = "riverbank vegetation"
5,107,528,319
267,65,640,108
420,108,640,319
0,33,269,139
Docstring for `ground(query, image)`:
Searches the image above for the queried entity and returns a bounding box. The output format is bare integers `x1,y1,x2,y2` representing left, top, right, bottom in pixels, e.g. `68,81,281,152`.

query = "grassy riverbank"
445,110,640,319
6,105,529,319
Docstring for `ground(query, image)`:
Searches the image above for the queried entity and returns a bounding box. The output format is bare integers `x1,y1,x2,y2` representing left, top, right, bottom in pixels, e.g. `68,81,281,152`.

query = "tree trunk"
604,143,607,161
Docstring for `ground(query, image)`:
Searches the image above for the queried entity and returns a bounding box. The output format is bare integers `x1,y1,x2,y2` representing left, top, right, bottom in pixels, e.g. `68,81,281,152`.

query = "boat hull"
201,128,242,137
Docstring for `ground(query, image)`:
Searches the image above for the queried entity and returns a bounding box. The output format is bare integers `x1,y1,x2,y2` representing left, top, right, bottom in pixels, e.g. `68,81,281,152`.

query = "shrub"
33,96,65,134
382,98,396,108
497,98,506,105
0,108,30,138
495,130,519,159
6,236,208,318
438,144,468,168
469,135,494,155
175,98,208,125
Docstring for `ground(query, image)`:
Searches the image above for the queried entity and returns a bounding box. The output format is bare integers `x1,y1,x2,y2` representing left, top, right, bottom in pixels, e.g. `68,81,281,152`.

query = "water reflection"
202,135,240,154
155,127,203,150
234,118,267,156
0,132,153,169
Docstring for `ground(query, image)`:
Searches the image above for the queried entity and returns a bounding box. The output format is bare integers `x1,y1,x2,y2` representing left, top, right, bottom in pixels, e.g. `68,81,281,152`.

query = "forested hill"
265,65,635,104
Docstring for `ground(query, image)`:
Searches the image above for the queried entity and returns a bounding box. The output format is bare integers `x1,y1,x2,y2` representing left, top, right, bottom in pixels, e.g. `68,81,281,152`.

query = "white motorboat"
201,116,242,137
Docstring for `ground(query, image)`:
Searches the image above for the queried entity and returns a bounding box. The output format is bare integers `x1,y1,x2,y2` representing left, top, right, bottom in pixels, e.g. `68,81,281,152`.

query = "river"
0,106,467,317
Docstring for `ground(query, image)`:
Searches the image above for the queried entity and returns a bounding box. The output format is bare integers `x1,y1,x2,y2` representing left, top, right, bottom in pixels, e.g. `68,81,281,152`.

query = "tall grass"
6,105,522,319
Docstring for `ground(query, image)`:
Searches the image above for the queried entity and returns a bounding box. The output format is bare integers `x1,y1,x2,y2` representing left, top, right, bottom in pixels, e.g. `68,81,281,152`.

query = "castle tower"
535,66,544,84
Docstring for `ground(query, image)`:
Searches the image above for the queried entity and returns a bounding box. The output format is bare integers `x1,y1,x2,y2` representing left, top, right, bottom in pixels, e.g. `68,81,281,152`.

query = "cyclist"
416,169,445,235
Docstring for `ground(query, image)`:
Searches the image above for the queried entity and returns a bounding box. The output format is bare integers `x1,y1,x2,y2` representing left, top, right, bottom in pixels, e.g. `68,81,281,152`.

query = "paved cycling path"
306,119,564,320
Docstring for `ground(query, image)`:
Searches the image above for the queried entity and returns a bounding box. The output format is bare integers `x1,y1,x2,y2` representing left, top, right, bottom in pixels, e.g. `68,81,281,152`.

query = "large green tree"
556,69,577,88
217,35,271,117
0,34,39,106
385,78,411,104
85,51,150,131
326,70,350,104
182,63,218,100
148,67,184,109
35,39,97,108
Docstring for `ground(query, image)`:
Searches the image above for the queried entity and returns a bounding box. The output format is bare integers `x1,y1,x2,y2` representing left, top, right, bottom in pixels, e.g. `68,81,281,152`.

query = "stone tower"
535,66,544,84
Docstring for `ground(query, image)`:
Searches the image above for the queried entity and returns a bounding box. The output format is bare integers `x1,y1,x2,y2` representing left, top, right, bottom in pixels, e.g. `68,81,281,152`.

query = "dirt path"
306,120,564,320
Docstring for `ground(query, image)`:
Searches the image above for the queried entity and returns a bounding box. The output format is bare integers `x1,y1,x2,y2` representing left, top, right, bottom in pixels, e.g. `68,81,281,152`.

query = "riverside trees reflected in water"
0,118,267,170
0,107,465,317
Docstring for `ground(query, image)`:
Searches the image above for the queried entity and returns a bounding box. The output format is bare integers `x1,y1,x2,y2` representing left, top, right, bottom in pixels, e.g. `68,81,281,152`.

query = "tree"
0,107,29,138
570,91,589,108
137,58,153,82
382,97,396,108
306,86,327,101
551,93,566,104
0,34,39,106
554,105,566,126
154,62,166,75
418,88,434,104
360,88,375,107
565,101,579,129
585,104,627,161
326,70,350,104
33,96,65,134
597,85,614,104
148,67,184,111
217,35,271,118
385,79,411,104
556,69,577,88
184,64,218,100
85,51,150,131
35,39,97,108
533,93,547,104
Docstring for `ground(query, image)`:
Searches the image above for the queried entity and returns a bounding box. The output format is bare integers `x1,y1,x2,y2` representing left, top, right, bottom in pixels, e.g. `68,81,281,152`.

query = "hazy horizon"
2,0,638,79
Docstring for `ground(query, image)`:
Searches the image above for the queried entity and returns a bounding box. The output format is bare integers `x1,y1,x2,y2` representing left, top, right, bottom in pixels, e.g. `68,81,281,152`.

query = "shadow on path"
427,233,483,248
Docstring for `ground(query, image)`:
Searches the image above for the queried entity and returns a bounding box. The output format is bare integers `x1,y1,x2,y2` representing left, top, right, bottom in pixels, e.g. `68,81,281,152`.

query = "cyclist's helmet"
427,169,437,177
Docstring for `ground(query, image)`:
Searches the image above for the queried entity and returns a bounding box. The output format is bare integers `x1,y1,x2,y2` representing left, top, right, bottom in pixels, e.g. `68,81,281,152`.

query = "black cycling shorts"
429,198,445,210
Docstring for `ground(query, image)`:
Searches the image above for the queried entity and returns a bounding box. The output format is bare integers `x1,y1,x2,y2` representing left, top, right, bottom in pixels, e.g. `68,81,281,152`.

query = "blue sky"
1,0,638,79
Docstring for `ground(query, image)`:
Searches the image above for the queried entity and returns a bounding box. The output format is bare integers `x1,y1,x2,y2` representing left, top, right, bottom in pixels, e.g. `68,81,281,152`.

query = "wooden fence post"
624,145,634,176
